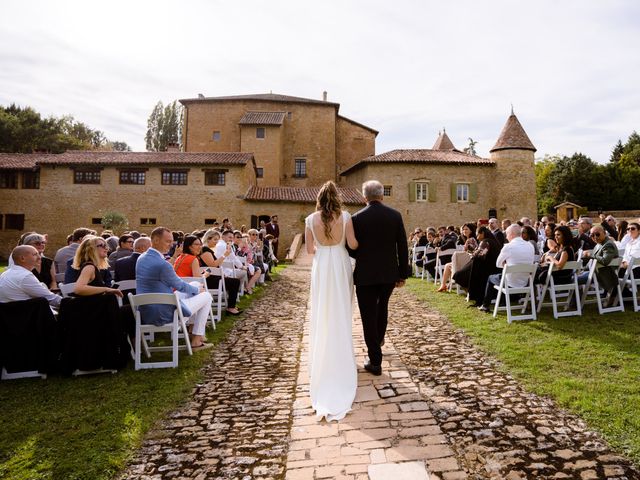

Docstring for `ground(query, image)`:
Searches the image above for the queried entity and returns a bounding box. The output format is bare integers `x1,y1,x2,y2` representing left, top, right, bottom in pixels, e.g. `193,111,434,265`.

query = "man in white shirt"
214,230,248,282
478,224,535,312
0,246,62,308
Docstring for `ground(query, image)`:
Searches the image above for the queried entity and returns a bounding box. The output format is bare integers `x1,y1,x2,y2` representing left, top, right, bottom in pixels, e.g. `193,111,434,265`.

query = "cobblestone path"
121,253,640,480
121,261,310,479
387,287,640,480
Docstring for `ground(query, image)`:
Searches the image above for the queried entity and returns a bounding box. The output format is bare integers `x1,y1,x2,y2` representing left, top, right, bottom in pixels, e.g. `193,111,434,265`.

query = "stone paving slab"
284,253,464,480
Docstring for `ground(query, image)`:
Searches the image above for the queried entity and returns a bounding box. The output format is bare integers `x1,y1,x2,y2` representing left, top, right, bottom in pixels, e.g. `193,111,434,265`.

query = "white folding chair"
182,276,216,330
59,282,76,297
200,267,227,325
223,259,246,297
128,292,193,370
580,257,624,314
54,272,65,284
619,256,640,312
412,246,426,278
116,279,136,292
536,261,582,318
492,263,537,323
420,247,436,281
433,248,456,285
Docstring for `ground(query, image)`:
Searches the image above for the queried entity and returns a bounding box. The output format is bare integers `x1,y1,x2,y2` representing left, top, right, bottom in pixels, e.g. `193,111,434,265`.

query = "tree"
610,139,624,163
0,104,116,153
101,211,129,234
145,100,183,151
111,141,131,151
534,155,560,216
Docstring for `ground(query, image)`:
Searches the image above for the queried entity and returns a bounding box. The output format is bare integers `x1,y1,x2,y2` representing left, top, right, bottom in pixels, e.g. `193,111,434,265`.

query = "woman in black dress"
72,236,123,298
454,226,501,306
535,225,576,285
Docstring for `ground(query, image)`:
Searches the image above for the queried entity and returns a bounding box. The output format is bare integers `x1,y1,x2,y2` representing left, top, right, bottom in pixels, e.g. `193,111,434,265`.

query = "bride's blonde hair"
316,180,343,240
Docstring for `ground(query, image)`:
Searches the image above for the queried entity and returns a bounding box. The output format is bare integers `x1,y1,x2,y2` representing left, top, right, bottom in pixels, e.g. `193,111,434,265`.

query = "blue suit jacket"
135,248,198,325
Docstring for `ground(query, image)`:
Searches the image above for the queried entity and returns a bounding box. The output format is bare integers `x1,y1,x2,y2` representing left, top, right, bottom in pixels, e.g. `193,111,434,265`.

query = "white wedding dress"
306,210,357,421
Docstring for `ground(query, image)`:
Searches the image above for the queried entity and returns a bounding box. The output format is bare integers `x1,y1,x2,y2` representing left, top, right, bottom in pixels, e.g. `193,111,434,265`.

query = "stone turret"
490,112,537,220
432,129,457,151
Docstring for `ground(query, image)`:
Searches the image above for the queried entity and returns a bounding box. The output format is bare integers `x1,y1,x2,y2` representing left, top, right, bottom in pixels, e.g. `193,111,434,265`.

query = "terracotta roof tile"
341,149,494,176
432,131,456,151
244,186,365,205
33,151,253,166
490,114,536,152
0,153,42,170
238,111,287,126
180,92,339,108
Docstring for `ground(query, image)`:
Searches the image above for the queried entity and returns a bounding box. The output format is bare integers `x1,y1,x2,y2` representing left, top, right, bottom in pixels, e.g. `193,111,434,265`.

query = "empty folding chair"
619,256,640,312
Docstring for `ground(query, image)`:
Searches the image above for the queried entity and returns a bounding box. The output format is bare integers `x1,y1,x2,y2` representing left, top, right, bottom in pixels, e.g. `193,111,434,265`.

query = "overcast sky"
1,0,638,162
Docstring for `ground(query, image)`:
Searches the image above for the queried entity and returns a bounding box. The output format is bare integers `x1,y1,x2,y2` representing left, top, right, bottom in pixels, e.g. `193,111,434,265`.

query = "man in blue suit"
136,227,213,349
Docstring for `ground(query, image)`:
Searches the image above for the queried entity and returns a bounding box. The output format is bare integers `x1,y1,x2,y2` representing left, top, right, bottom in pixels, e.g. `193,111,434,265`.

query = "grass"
406,277,640,465
0,265,286,480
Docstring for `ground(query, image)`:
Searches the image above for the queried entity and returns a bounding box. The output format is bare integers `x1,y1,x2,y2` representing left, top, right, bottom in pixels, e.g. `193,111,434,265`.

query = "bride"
305,180,359,421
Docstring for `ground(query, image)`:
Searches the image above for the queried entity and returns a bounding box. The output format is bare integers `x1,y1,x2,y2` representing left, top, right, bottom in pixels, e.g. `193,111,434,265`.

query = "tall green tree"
0,104,113,153
145,100,183,151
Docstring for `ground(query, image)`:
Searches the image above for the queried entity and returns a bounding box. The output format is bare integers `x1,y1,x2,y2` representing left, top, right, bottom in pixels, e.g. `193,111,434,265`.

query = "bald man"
0,246,62,307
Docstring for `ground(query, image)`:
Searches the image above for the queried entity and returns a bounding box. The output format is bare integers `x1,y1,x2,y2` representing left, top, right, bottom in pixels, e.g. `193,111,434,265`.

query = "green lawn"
0,266,285,480
406,278,640,464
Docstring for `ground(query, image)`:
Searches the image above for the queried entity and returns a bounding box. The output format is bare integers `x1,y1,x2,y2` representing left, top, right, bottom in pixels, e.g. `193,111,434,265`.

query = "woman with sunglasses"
72,236,123,297
21,232,57,290
621,222,640,275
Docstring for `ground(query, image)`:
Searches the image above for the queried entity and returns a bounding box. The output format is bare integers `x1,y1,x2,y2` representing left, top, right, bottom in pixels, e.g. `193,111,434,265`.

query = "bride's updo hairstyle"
316,180,343,240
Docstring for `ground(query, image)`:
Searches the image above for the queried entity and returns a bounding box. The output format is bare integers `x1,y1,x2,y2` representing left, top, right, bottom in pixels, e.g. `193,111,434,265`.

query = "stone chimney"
323,91,327,102
166,142,180,152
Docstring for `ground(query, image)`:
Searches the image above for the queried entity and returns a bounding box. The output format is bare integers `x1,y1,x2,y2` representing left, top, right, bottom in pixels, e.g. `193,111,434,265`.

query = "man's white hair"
362,180,384,201
506,223,522,240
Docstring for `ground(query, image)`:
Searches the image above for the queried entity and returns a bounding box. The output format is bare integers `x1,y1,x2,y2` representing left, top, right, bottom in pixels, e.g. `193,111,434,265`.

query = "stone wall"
0,163,255,260
343,163,497,231
336,117,376,180
491,149,537,221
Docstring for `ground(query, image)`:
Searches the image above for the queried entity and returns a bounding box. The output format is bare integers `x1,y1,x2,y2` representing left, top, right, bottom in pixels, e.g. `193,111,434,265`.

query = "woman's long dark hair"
316,180,343,239
182,235,200,256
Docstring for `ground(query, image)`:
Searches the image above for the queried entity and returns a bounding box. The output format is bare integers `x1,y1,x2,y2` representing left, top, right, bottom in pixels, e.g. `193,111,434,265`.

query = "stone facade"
180,94,378,188
0,95,538,261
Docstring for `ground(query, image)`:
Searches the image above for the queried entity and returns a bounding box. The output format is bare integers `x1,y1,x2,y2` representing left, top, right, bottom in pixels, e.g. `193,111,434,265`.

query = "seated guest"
454,226,501,306
216,230,250,291
577,217,596,252
200,229,242,315
136,227,213,349
521,226,540,255
114,237,151,282
600,214,618,239
541,222,557,253
580,226,619,298
108,234,134,264
620,222,640,276
437,223,477,292
54,227,94,273
247,229,270,280
22,233,57,290
488,218,505,247
0,246,62,307
478,224,535,312
173,235,211,278
72,236,123,298
534,225,575,285
233,231,262,293
424,226,457,279
501,219,512,235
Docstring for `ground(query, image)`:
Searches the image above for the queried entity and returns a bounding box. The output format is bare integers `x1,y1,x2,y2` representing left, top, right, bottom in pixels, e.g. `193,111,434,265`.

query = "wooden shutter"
450,183,457,202
408,182,416,202
428,183,436,202
469,183,477,203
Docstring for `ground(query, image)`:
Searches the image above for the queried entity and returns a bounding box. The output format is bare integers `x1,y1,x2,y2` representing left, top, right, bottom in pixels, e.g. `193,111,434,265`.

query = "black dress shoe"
364,361,382,376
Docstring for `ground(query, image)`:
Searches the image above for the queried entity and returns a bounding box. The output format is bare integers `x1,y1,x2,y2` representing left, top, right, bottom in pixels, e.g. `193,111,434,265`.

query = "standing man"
351,180,409,376
265,215,280,258
488,218,505,246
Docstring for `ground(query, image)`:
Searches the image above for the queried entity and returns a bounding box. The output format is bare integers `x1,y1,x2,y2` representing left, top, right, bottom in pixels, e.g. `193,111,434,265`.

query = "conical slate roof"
432,130,456,150
490,114,536,153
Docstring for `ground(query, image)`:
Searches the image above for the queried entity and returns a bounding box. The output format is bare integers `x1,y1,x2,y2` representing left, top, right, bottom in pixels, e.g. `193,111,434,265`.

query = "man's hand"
395,279,406,288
